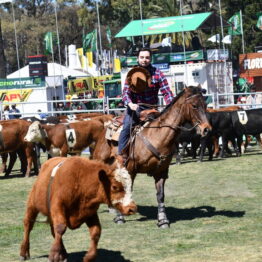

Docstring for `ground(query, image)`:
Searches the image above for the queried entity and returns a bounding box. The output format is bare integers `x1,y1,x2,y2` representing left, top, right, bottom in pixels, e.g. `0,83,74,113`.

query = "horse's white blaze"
112,165,133,206
0,125,3,132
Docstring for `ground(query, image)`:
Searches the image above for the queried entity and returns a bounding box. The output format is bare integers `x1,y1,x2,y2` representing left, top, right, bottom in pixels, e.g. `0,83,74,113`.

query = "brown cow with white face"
0,119,38,177
20,156,136,262
24,120,105,157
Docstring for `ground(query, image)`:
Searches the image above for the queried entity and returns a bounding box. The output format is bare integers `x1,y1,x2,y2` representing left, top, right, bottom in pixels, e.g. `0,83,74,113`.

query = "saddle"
105,109,160,142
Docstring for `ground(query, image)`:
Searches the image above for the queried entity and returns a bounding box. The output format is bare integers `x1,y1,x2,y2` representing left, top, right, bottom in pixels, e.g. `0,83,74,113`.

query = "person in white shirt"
3,105,10,120
246,86,262,109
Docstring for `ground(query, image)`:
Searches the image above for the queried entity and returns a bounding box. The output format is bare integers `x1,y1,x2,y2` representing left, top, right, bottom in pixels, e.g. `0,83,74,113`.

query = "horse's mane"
157,86,202,118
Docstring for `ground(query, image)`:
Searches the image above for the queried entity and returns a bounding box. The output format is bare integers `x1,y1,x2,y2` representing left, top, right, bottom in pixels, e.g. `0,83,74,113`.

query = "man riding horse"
117,47,174,164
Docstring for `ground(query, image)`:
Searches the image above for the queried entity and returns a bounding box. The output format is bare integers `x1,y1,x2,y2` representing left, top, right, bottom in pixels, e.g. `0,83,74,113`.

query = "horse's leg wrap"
113,209,126,224
157,203,169,228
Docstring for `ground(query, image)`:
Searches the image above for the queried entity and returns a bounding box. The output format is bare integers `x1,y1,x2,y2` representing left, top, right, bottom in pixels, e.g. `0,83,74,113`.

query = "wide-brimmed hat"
126,66,151,93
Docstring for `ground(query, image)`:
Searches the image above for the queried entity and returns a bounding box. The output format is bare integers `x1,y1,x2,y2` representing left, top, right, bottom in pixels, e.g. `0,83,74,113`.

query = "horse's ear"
183,84,188,90
197,84,202,89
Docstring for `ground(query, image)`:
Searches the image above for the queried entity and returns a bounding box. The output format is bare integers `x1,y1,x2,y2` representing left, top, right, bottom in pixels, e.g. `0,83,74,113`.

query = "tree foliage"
0,0,261,74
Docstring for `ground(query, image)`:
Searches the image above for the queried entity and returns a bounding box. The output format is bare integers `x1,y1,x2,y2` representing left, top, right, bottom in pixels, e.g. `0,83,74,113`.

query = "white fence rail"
1,92,262,119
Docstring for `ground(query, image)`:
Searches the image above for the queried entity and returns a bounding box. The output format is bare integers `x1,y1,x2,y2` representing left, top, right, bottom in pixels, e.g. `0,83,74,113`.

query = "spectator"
237,95,247,109
37,109,47,119
71,101,80,111
3,105,10,120
9,104,21,119
246,86,262,109
56,102,65,115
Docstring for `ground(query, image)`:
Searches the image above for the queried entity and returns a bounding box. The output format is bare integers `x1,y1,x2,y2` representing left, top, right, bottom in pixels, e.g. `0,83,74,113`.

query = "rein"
137,102,159,108
131,95,202,165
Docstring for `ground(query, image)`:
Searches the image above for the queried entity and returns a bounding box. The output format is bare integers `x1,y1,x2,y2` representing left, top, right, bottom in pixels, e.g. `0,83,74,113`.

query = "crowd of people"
2,104,21,120
236,86,262,109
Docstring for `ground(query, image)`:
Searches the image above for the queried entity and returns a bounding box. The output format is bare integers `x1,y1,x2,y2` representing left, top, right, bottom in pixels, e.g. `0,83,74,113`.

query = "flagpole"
219,0,230,106
179,0,188,89
54,2,62,66
139,0,145,47
10,0,23,106
240,10,245,54
96,0,103,75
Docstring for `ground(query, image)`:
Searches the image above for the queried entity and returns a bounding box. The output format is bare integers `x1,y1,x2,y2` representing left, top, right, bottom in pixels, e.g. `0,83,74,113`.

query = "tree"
0,18,6,77
223,0,262,68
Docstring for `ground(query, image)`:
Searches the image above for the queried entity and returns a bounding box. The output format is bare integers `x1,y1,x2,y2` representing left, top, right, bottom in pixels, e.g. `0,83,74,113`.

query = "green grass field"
0,145,262,262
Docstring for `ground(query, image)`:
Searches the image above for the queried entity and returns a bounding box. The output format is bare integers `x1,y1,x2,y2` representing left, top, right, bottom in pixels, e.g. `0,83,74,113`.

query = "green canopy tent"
115,12,229,38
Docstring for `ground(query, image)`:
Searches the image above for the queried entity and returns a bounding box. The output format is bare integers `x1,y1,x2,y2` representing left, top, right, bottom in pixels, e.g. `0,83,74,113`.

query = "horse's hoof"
113,216,126,224
20,255,29,261
157,219,170,228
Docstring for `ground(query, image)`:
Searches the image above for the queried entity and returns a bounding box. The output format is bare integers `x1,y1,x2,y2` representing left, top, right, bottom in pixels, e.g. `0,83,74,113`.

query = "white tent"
7,62,89,79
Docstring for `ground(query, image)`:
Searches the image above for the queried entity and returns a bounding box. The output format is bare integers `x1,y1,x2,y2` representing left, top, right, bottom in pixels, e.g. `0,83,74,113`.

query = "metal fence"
1,92,262,119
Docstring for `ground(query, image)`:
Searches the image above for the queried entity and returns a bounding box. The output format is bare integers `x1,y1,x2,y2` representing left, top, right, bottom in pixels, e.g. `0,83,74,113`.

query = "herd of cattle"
1,106,262,178
1,105,262,261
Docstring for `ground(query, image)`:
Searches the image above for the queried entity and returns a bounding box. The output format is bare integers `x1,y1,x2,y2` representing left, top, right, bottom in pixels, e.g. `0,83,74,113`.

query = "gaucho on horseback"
117,47,174,164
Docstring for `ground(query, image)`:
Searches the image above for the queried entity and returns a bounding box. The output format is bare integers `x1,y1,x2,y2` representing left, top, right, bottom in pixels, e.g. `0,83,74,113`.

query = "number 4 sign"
66,129,77,147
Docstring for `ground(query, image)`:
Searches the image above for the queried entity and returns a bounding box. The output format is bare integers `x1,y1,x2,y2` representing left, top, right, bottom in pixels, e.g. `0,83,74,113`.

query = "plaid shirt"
122,65,174,106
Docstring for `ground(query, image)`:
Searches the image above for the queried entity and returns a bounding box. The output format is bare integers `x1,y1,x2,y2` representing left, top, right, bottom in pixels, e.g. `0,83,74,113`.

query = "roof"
115,12,229,38
7,63,89,79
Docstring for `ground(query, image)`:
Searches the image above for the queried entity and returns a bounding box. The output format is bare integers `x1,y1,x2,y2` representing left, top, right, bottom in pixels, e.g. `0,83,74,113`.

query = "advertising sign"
152,63,169,70
170,50,204,62
67,77,93,94
0,89,33,103
0,77,45,89
67,75,112,98
206,49,229,61
123,50,204,67
239,53,262,77
152,53,170,64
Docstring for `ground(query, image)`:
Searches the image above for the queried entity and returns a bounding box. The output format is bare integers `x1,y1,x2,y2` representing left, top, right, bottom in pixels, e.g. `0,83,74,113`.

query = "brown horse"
92,86,212,228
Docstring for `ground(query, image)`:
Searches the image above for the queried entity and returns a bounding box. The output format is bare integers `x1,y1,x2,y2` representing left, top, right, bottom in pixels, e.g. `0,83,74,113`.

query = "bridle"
128,93,204,165
141,93,204,131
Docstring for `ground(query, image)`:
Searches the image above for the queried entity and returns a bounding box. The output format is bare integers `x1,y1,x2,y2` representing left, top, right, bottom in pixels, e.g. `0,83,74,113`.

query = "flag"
161,37,171,47
106,26,112,47
114,58,121,73
83,30,97,53
228,12,242,35
257,15,262,30
91,29,97,52
77,48,85,68
208,34,220,43
44,32,53,55
86,51,93,67
222,35,232,44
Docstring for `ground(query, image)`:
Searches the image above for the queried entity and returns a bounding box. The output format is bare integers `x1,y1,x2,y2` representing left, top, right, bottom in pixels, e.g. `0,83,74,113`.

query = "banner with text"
0,77,45,89
0,89,33,103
